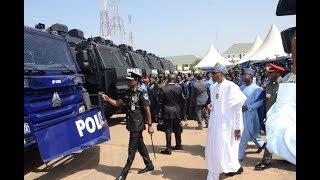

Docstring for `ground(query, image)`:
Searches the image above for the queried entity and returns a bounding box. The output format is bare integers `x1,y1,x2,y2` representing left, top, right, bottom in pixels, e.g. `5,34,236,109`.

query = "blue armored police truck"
24,24,110,163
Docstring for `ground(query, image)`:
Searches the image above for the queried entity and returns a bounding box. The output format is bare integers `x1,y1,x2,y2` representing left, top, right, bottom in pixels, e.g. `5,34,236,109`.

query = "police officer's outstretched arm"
100,93,124,107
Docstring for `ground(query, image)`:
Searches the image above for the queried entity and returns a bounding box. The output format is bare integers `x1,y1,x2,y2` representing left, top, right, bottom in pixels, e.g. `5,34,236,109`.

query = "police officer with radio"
100,72,154,180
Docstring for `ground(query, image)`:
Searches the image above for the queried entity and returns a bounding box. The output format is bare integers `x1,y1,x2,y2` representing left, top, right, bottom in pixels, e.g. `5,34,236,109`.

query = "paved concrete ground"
24,118,295,180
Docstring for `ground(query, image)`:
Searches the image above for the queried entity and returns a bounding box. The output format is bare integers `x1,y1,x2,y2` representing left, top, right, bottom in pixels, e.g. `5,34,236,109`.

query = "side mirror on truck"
77,50,90,70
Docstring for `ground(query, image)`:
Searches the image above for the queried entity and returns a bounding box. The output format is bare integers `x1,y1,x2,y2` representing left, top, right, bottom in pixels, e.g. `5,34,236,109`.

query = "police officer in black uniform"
100,72,154,180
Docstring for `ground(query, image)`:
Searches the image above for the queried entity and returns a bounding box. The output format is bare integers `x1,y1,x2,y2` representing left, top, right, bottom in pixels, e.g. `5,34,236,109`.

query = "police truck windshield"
131,53,150,69
148,57,162,69
24,32,77,71
96,44,130,68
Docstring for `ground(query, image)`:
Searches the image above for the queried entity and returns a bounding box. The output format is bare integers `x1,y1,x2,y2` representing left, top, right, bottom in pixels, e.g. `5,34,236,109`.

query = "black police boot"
160,133,172,155
172,133,183,150
115,171,128,180
225,166,243,176
138,162,154,174
160,148,172,155
254,162,271,171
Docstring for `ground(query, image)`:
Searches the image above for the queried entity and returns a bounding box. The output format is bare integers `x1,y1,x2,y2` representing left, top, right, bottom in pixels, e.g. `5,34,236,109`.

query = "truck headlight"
24,78,29,88
97,111,106,126
24,123,30,134
74,75,85,84
78,105,86,113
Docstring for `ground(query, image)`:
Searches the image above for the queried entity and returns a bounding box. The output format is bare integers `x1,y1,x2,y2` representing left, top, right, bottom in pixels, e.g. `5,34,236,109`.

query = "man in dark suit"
160,74,185,155
191,72,210,129
177,75,189,121
187,73,197,119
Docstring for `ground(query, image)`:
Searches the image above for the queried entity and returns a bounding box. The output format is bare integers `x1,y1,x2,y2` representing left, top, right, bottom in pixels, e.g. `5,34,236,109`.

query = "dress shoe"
254,162,271,171
115,172,128,180
172,145,183,150
256,142,266,153
225,166,243,176
160,148,172,155
138,164,154,174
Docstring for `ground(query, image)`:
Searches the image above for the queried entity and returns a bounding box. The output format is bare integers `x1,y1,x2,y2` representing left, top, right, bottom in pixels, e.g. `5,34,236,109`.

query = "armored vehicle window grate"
24,32,76,71
96,44,130,68
131,53,150,69
148,57,162,69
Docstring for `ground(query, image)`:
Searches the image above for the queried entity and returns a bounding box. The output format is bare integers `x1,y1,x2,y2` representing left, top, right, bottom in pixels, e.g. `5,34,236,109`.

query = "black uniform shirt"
161,83,184,120
122,89,151,132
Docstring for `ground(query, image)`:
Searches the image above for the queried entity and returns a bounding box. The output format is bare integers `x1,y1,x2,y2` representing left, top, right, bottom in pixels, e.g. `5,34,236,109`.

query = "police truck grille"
25,137,33,144
24,86,82,125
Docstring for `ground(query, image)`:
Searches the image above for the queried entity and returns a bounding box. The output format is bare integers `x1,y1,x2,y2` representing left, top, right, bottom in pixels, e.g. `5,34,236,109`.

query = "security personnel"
191,72,210,129
155,73,166,94
144,76,158,122
160,74,185,155
100,72,154,180
155,73,166,123
255,63,285,170
264,64,283,112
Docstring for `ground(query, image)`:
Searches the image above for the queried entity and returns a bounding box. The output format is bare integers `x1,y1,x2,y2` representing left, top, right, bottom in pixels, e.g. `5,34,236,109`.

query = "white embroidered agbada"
205,79,247,179
266,82,296,165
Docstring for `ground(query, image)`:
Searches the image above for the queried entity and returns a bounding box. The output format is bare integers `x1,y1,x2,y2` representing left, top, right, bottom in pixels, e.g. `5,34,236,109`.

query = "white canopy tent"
236,35,263,65
195,44,232,70
242,24,288,63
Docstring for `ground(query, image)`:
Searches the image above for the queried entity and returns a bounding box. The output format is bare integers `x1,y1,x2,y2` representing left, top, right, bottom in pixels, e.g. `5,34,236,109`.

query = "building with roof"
166,55,198,72
222,43,252,63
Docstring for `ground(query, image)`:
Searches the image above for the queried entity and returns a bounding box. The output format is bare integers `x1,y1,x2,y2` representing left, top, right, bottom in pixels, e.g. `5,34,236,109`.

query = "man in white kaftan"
205,63,247,180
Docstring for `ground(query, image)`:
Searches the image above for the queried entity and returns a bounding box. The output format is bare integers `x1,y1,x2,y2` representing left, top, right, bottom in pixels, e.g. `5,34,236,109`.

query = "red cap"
268,63,285,72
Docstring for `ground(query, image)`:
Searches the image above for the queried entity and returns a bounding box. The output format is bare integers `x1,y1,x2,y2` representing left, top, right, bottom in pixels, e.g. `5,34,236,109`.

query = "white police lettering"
127,68,141,75
97,111,105,126
85,117,96,133
94,114,102,130
75,112,106,137
75,120,86,137
52,80,62,84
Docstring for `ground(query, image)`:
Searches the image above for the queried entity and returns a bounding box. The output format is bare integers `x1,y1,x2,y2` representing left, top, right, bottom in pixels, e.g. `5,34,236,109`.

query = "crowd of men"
98,0,295,179
100,57,294,180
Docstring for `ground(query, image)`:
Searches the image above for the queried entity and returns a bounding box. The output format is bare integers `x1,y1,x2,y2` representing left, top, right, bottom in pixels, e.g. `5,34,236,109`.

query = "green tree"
189,58,201,72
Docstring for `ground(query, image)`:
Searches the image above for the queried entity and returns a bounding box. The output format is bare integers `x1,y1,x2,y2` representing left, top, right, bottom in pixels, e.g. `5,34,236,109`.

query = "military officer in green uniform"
255,63,285,170
264,64,283,111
